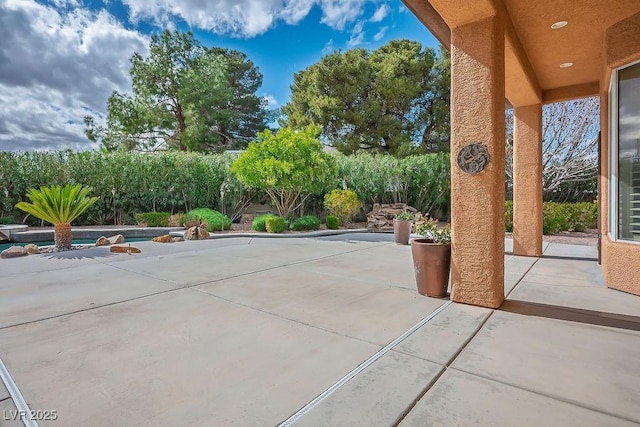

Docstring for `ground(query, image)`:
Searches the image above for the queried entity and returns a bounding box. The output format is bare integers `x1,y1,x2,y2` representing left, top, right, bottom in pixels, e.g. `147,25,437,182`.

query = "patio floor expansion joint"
0,357,38,427
278,300,454,427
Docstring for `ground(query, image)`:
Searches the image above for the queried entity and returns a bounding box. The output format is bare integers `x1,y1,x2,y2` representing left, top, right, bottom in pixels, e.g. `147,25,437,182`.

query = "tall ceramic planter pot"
410,238,451,297
393,219,413,245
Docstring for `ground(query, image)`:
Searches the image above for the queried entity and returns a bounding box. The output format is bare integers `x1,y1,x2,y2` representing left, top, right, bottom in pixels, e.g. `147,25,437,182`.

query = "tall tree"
281,40,450,156
85,31,267,152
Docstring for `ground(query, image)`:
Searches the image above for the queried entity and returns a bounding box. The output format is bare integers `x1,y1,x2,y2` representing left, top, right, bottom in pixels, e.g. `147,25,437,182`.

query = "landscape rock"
108,234,125,244
24,243,41,254
110,245,141,254
1,246,28,259
96,236,110,246
152,234,172,243
366,203,419,232
184,226,209,240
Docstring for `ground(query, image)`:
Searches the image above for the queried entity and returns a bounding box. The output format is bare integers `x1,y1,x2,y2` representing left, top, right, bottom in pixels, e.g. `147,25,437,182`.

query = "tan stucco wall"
601,12,640,297
449,16,505,309
513,104,542,257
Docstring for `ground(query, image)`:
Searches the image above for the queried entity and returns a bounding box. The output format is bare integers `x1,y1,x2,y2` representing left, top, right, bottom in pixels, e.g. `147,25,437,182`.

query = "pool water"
0,237,151,252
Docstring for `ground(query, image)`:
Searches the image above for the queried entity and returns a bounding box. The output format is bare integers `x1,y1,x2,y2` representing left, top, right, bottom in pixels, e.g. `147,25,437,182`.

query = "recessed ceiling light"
551,21,568,29
560,62,573,68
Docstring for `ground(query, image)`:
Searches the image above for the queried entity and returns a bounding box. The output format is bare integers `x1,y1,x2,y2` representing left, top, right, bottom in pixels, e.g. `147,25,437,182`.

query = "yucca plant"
16,185,98,250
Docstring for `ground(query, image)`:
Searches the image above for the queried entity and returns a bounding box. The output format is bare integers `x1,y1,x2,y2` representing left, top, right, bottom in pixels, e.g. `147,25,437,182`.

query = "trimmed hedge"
326,215,340,230
265,216,286,233
505,201,597,234
135,212,170,227
184,208,231,231
0,151,450,225
290,215,320,231
252,213,276,232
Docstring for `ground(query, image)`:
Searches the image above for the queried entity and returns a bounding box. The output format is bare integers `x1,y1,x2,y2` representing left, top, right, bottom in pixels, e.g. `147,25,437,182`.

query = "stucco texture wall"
601,12,640,297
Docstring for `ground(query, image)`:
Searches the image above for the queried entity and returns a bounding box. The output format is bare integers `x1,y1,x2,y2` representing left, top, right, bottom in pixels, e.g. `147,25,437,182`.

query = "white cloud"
122,0,372,37
322,39,334,54
370,4,389,22
263,94,278,108
347,21,365,48
373,25,387,41
0,0,148,151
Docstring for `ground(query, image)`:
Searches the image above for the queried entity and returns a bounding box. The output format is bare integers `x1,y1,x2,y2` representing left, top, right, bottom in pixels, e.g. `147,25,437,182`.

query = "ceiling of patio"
403,0,640,105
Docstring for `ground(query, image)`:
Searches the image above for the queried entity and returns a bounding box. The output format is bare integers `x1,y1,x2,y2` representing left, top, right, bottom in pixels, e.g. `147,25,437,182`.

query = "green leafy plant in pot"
393,211,414,245
411,217,452,297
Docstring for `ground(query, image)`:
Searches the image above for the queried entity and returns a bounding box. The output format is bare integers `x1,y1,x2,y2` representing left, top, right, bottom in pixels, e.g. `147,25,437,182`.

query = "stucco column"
450,16,505,308
513,104,543,256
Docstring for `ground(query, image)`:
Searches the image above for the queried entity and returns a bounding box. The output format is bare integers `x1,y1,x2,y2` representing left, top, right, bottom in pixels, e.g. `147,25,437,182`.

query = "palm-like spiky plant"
16,185,98,251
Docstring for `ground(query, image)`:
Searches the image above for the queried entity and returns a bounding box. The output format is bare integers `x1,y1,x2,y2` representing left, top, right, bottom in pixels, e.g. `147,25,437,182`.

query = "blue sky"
0,0,439,151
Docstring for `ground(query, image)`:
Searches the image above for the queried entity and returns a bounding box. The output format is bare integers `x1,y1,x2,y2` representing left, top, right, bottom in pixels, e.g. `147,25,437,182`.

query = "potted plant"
393,211,414,245
411,217,452,297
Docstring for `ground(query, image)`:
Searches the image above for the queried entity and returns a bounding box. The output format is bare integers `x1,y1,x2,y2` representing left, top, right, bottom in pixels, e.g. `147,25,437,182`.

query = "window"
611,61,640,242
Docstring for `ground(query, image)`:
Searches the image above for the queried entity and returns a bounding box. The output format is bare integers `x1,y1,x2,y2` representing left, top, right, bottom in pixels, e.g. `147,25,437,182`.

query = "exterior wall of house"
601,11,640,296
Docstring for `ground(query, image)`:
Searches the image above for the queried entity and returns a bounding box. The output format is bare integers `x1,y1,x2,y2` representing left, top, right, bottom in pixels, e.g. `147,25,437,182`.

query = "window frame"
609,59,640,245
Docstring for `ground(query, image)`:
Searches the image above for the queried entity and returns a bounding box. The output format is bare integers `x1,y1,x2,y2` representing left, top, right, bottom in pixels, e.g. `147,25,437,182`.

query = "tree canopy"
85,30,268,152
281,40,450,156
231,125,336,218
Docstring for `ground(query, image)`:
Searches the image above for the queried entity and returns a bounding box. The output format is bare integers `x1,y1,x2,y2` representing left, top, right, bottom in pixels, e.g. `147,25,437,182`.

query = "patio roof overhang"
403,0,640,106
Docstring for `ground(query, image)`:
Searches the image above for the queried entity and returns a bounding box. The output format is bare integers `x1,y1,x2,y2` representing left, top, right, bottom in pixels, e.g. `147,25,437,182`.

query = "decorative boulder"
366,203,419,232
24,243,40,254
152,234,172,243
1,246,28,259
110,245,141,254
96,236,110,246
108,234,125,244
184,226,209,240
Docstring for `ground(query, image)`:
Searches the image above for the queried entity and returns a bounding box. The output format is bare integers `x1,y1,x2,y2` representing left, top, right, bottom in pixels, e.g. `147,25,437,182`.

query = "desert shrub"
290,215,320,231
324,189,362,224
0,217,13,224
505,201,513,232
265,216,286,233
135,212,170,227
184,208,231,231
252,213,276,232
326,215,340,230
168,213,185,227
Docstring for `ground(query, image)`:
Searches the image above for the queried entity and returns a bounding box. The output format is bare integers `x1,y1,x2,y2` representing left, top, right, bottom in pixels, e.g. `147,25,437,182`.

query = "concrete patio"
0,234,638,426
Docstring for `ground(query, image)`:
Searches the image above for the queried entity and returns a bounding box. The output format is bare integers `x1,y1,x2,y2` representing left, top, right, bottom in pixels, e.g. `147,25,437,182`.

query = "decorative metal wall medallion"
457,143,490,174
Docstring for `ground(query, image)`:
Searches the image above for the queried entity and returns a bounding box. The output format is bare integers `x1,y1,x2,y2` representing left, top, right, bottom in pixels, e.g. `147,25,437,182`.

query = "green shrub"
326,215,340,230
265,216,286,233
184,208,231,231
135,212,170,227
252,213,276,232
505,201,513,232
290,215,321,231
324,189,362,224
0,217,13,225
567,201,597,232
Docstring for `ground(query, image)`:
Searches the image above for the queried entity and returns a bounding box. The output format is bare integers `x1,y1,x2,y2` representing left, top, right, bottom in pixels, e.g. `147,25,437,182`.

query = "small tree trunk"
54,223,73,250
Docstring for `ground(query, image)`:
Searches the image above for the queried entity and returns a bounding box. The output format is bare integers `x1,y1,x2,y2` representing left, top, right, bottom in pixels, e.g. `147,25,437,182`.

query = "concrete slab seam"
0,358,38,427
277,300,453,427
448,366,640,425
505,257,540,299
392,308,495,426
